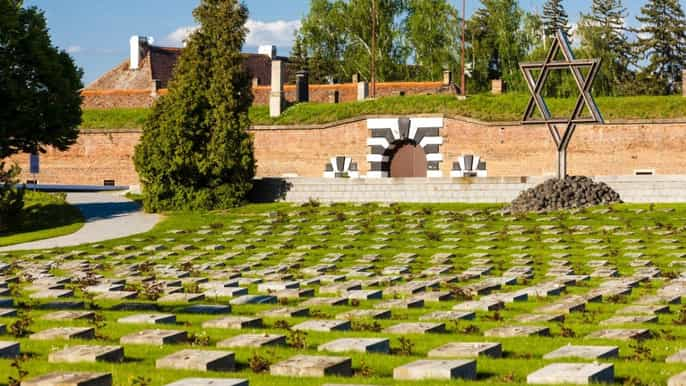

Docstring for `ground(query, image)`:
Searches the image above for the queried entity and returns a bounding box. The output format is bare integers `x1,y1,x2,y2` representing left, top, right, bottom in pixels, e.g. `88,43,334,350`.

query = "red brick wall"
8,118,686,186
83,82,450,109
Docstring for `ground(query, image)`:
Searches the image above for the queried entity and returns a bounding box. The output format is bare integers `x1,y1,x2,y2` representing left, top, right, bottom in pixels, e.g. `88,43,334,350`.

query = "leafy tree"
405,0,460,81
0,0,82,226
467,0,526,92
134,0,255,211
542,0,570,38
577,0,635,96
635,0,686,94
296,0,346,83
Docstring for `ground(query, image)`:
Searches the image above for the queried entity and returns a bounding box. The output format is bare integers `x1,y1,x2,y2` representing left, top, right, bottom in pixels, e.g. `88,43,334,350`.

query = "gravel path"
0,192,160,251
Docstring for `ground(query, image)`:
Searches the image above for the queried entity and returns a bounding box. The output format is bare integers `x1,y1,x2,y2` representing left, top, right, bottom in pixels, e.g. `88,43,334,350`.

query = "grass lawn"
0,191,84,247
81,93,686,130
1,202,686,385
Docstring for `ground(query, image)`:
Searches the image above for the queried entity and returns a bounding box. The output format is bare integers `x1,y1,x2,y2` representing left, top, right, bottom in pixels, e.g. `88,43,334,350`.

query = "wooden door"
389,143,427,177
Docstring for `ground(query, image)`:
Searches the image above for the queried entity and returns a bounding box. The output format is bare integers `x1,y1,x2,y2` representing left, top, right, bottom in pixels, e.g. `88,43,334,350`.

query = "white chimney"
258,45,277,59
130,35,154,70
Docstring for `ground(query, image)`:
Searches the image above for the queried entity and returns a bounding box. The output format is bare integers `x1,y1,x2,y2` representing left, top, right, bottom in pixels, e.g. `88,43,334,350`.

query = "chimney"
130,35,154,70
258,45,277,59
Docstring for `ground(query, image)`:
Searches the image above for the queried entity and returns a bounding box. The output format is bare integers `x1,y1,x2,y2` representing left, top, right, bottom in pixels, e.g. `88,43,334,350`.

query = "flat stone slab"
585,329,650,341
428,342,502,358
600,315,657,325
120,329,187,345
336,309,391,320
217,333,285,348
543,345,618,360
384,322,445,334
202,316,262,329
293,320,350,332
30,327,95,341
420,311,475,321
230,294,277,305
156,349,235,371
484,326,549,337
527,363,614,384
270,355,352,377
669,371,686,386
393,359,477,380
666,349,686,363
318,338,390,354
48,345,124,363
22,372,112,386
0,341,20,358
118,313,176,325
164,379,248,386
42,311,95,321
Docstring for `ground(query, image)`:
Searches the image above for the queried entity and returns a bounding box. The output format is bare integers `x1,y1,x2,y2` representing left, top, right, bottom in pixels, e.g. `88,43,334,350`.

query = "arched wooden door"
389,142,427,177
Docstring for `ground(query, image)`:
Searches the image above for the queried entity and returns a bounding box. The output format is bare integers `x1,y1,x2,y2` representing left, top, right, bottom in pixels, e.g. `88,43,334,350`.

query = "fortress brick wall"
8,118,686,186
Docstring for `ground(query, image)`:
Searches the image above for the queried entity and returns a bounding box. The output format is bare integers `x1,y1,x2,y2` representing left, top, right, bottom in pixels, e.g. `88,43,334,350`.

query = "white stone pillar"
357,81,369,101
270,60,284,117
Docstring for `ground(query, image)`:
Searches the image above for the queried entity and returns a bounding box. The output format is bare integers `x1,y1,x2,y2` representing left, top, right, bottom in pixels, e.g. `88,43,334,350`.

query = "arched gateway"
366,117,444,178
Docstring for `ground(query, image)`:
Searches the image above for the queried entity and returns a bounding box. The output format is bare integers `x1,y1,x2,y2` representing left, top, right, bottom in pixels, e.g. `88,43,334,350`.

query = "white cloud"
245,19,301,47
165,26,200,47
163,19,300,49
66,45,82,54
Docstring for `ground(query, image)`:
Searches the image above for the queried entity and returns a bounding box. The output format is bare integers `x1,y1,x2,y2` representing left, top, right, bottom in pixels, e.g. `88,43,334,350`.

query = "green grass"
0,191,84,247
81,94,686,130
2,202,686,385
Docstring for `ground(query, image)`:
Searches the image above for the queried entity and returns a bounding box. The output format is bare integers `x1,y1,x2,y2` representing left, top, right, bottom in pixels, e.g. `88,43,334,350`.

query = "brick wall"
9,118,686,186
83,82,450,109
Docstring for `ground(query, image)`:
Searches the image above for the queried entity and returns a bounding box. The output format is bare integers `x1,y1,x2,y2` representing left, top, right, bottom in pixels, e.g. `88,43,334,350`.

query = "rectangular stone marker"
42,311,95,321
21,372,112,386
336,309,391,320
217,333,285,348
384,322,445,334
260,307,309,318
666,349,686,363
156,349,235,371
230,294,277,305
393,359,477,380
270,355,352,377
527,363,614,384
0,341,19,358
293,320,350,332
120,329,187,345
420,311,475,321
48,345,124,363
164,379,248,386
484,326,550,337
118,313,176,325
30,327,95,341
669,371,686,386
600,315,657,325
203,316,262,329
515,313,565,323
183,304,231,314
428,342,502,358
585,329,650,341
318,338,390,354
543,345,618,360
157,293,204,303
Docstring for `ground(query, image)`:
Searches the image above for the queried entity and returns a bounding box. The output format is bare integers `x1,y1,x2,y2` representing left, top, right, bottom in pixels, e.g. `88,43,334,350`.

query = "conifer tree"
542,0,570,38
577,0,634,95
636,0,686,94
134,0,255,211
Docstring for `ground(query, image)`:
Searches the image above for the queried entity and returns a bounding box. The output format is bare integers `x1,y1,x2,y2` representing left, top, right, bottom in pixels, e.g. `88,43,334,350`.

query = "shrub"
0,163,24,233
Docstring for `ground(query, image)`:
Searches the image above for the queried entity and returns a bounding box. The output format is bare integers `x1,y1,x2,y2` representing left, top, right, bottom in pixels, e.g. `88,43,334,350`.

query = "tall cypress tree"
577,0,634,95
636,0,686,94
542,0,570,38
134,0,255,212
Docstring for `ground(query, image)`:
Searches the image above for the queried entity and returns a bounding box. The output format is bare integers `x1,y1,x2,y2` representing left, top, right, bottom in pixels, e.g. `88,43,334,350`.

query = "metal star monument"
520,30,604,179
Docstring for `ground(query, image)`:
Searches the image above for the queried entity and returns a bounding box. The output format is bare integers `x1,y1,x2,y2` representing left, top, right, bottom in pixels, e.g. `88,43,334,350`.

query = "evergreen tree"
134,0,255,211
542,0,570,38
636,0,686,94
577,0,635,95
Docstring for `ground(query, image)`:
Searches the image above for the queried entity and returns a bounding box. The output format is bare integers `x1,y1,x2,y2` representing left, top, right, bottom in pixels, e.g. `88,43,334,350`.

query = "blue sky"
24,0,678,85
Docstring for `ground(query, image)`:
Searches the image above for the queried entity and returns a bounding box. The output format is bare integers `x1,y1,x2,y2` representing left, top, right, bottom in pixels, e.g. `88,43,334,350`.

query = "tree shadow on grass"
73,201,142,222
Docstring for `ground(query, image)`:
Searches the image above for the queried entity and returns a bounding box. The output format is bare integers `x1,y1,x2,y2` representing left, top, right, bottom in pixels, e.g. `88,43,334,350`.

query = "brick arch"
366,117,444,178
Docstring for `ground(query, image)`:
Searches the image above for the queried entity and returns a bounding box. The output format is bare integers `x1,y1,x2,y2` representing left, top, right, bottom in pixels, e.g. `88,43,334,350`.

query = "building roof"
86,45,280,90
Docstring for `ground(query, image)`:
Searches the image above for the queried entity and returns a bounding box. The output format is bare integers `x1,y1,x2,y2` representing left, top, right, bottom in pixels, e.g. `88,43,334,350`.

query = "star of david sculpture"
520,30,604,179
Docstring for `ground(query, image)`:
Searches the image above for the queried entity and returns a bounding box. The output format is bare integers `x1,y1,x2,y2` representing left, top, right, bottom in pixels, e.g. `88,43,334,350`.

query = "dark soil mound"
509,176,622,213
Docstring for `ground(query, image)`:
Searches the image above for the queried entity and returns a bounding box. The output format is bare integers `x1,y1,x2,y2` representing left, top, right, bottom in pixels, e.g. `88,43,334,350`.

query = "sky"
23,0,682,85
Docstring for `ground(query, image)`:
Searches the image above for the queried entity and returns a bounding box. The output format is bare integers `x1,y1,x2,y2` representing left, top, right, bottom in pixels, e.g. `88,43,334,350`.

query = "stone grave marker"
527,363,614,384
120,329,187,345
318,338,390,354
156,349,235,371
48,345,124,363
30,327,95,341
428,342,502,358
543,345,618,360
270,355,352,377
393,359,477,381
21,372,112,386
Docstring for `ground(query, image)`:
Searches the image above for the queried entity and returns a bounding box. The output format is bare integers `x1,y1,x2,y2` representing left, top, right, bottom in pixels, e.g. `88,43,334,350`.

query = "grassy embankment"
80,93,686,130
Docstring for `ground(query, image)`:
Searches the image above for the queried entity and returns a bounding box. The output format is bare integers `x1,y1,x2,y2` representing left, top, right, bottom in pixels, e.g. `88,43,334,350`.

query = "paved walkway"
0,192,160,251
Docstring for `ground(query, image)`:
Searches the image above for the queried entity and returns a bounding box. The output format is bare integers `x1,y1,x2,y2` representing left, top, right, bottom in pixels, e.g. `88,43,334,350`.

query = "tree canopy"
134,0,255,212
0,0,83,160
